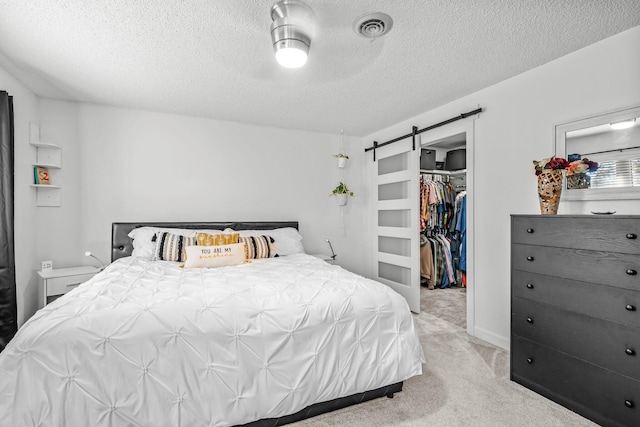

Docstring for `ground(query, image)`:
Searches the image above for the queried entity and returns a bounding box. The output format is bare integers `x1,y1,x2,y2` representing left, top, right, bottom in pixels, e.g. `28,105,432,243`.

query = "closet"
369,115,476,329
419,132,468,324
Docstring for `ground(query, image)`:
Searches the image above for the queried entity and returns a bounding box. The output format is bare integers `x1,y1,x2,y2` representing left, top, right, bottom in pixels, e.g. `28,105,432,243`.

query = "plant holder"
335,193,348,206
537,169,563,215
337,157,347,168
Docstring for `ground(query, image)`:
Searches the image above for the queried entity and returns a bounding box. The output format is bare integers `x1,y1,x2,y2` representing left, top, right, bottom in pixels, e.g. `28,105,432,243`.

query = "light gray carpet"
421,286,467,329
296,286,597,427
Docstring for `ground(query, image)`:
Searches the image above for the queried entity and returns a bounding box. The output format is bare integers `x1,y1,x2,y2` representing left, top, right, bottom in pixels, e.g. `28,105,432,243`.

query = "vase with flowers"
533,156,598,214
533,157,569,214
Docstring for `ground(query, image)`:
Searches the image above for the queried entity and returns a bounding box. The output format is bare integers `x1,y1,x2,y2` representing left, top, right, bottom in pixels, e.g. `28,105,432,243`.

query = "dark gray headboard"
111,221,299,262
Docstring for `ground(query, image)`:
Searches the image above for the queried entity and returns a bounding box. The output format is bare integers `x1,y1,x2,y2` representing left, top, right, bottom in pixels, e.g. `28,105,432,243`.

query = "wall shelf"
30,184,61,189
30,143,61,168
29,122,62,207
32,163,61,169
30,142,61,149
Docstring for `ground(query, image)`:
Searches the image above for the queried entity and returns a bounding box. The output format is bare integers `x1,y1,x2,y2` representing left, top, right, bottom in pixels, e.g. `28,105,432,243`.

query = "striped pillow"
154,232,196,262
196,232,239,246
239,235,275,259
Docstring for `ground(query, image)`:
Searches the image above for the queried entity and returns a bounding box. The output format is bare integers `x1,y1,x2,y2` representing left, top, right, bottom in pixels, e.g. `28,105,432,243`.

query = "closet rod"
364,107,482,161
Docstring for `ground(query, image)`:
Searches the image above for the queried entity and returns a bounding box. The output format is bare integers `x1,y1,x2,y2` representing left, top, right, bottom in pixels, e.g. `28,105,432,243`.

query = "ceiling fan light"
610,118,636,130
270,0,313,69
274,39,309,68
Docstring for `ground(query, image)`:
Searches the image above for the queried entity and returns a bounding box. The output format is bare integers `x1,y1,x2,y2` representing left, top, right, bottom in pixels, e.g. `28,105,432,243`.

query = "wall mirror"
555,105,640,200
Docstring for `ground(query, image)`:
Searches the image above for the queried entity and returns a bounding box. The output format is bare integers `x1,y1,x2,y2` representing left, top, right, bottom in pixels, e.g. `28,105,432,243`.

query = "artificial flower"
566,158,598,176
533,156,569,176
533,155,598,176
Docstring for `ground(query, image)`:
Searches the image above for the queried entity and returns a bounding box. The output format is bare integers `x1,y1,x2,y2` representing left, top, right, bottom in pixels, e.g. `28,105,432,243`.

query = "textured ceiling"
0,1,639,136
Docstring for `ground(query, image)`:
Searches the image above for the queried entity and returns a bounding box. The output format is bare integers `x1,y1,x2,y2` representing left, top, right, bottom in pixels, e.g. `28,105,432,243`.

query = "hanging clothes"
428,236,443,287
419,174,465,289
455,192,467,273
436,234,455,288
419,175,455,234
420,235,434,290
421,234,455,288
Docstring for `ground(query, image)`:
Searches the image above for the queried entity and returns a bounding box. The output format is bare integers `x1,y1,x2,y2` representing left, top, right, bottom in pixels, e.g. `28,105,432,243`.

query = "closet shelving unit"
420,168,466,176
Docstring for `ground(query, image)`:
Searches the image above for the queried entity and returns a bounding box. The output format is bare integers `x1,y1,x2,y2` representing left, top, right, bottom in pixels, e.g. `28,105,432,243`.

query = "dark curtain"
0,91,16,352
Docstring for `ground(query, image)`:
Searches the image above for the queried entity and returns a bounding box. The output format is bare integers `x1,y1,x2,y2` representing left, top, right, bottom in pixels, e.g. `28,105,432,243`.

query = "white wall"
34,102,368,283
37,99,83,269
363,26,640,349
0,65,40,326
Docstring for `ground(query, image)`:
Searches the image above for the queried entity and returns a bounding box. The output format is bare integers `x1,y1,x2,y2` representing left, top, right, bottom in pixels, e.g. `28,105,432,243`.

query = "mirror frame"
554,104,640,201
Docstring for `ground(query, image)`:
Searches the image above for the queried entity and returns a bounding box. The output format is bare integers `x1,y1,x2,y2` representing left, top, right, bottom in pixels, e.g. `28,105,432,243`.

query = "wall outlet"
41,260,53,272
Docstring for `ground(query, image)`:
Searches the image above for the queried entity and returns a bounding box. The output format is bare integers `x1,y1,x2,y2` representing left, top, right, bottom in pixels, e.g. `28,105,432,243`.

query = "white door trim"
419,119,475,336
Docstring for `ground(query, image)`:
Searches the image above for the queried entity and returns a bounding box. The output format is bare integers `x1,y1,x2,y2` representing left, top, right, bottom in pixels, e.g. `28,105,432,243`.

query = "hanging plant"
330,182,354,206
332,153,349,168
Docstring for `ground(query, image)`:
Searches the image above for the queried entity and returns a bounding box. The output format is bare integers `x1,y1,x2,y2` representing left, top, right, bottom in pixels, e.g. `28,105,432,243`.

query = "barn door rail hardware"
364,107,482,161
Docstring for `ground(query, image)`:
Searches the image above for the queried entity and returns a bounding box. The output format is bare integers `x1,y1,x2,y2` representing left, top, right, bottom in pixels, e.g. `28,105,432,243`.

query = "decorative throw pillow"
239,235,275,259
196,232,240,246
129,227,196,259
153,232,196,262
183,243,246,268
237,228,305,256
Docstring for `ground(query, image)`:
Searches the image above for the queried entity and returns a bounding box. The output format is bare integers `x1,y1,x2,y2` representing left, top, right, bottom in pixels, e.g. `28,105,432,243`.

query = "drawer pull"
625,348,635,356
526,283,534,289
626,269,637,275
625,400,634,408
526,256,534,261
626,233,637,239
66,283,81,288
526,317,534,324
626,304,636,311
526,228,534,234
526,358,533,364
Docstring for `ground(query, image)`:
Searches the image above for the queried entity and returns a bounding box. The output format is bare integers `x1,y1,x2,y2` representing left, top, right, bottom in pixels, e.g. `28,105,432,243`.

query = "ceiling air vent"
353,12,393,39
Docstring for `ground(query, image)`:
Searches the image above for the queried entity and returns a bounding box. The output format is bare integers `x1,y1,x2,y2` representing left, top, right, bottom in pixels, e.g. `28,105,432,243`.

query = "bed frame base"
239,382,403,427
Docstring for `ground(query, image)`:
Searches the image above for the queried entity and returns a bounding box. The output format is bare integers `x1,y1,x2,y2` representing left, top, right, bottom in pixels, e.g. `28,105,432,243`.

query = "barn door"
372,138,420,313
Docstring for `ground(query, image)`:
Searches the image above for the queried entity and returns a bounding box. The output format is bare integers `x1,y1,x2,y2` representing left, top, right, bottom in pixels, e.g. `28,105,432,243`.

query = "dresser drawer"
46,273,95,296
511,336,639,427
512,243,639,291
512,297,639,379
512,270,640,327
512,216,640,254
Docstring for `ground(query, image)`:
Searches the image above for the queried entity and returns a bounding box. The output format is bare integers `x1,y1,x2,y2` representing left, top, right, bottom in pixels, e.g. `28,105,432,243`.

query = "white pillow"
183,243,246,268
128,227,197,260
234,227,305,256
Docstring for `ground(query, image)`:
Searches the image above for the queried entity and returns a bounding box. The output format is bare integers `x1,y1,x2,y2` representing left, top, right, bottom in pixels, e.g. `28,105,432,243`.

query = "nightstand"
311,254,336,265
37,266,99,307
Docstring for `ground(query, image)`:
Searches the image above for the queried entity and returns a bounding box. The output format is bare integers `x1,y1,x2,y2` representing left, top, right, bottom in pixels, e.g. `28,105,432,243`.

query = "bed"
0,221,424,426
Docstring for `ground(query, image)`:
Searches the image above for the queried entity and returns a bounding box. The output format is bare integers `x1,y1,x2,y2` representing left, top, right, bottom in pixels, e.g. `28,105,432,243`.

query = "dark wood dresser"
511,215,640,427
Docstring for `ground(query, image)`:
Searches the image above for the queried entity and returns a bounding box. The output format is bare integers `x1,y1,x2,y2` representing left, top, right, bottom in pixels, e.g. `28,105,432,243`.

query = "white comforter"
0,254,424,427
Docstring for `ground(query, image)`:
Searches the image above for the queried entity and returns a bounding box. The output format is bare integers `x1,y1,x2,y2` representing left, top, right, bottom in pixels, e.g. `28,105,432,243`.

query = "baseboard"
472,326,509,350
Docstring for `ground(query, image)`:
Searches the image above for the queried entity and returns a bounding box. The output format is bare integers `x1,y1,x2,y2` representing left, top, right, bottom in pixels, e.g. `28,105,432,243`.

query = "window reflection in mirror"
565,116,639,191
555,105,640,201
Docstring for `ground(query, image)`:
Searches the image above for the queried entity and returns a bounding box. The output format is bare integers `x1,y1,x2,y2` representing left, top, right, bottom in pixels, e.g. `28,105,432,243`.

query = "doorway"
418,121,474,334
